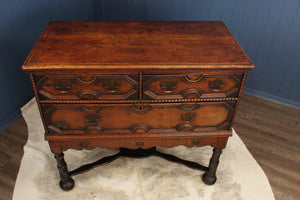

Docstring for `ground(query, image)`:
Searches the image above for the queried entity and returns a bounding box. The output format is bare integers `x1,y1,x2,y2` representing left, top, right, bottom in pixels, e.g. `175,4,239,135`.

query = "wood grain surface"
144,74,241,99
43,102,233,135
37,75,138,100
22,21,253,72
0,94,298,200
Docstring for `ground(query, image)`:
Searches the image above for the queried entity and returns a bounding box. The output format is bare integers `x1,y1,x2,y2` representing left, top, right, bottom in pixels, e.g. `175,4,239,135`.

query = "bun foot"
59,178,74,191
202,148,222,185
202,172,216,185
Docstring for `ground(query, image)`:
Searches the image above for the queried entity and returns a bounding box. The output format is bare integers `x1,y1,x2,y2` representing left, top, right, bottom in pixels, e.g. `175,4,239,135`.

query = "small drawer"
143,74,242,100
42,101,235,135
35,75,138,100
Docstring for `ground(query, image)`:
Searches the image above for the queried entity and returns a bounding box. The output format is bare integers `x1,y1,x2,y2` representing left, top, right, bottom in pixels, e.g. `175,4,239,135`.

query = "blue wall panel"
1,0,300,130
0,0,99,131
101,0,300,107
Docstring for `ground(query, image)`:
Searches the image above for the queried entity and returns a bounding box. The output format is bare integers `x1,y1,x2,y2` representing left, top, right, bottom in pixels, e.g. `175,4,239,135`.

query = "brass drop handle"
103,80,121,93
181,112,196,123
55,81,72,93
161,81,177,93
135,141,144,147
85,115,100,124
209,79,224,92
54,121,70,129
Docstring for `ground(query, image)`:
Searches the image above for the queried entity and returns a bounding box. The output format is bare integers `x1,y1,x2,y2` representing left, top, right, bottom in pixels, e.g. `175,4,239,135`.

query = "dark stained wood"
48,136,229,154
202,147,222,185
67,147,210,178
43,21,232,37
42,102,234,136
53,153,74,191
22,21,253,189
143,74,242,99
22,21,254,73
39,97,239,104
28,37,250,64
36,74,138,100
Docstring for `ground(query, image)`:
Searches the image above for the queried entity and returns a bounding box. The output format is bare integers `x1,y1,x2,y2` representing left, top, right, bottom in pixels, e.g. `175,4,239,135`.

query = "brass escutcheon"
135,141,144,147
54,81,72,93
85,115,100,124
209,79,224,91
129,104,152,113
161,81,177,93
181,112,196,123
78,142,88,148
54,120,70,130
103,80,121,93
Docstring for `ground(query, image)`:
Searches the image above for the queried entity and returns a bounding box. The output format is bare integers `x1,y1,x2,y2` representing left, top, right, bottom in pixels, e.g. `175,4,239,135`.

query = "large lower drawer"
42,101,236,135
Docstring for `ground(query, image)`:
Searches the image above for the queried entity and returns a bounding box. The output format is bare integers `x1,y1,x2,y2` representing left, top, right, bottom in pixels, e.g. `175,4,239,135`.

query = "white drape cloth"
13,98,275,200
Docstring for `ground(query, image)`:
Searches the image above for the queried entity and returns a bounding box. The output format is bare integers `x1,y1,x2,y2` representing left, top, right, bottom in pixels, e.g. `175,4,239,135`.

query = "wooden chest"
22,21,254,190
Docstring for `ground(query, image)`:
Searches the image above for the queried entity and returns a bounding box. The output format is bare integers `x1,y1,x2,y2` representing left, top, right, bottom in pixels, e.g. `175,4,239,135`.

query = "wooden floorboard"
0,117,27,200
233,93,300,200
0,93,299,200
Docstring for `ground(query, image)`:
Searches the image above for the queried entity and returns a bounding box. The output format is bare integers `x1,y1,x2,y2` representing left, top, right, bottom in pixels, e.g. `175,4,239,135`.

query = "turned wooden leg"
202,147,222,185
54,153,74,191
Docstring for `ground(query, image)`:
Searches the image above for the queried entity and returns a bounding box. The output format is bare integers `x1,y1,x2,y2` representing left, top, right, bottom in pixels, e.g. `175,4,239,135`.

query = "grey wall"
1,0,300,130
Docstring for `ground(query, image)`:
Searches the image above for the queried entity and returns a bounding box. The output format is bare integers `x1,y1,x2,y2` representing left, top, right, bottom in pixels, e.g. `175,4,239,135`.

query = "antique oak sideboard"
22,21,254,190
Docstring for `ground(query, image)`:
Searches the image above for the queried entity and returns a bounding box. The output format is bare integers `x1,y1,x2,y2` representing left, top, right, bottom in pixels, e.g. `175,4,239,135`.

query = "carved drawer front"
143,74,242,100
35,75,138,100
42,101,235,135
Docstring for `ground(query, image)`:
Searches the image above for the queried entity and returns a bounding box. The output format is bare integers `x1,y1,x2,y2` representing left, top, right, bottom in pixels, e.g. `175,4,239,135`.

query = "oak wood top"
23,21,254,72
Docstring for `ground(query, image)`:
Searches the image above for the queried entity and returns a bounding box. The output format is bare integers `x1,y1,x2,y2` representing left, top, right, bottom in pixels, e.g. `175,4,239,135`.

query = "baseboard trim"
0,109,21,132
243,87,300,109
